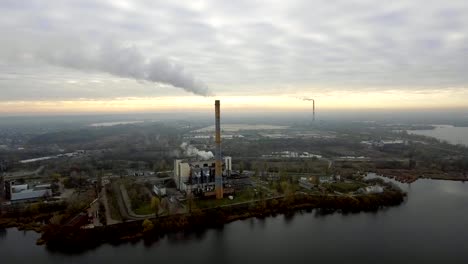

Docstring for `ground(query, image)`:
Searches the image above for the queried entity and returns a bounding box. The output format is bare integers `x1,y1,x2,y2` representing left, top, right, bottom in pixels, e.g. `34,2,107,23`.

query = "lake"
193,124,289,132
408,125,468,146
1,177,468,264
88,121,144,127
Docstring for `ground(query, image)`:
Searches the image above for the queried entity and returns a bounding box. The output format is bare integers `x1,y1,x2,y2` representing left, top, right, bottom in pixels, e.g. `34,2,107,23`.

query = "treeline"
41,190,405,253
27,123,182,149
223,137,365,158
0,201,68,232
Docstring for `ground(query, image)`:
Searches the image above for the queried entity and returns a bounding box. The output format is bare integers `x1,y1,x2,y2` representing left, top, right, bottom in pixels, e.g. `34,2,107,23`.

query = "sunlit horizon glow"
1,1,468,114
1,88,467,115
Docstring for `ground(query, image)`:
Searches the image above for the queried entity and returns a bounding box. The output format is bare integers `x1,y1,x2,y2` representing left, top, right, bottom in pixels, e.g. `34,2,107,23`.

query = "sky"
0,0,467,114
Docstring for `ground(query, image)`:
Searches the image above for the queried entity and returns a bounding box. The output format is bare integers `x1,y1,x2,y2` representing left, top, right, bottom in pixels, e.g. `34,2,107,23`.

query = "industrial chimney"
214,100,223,199
312,99,315,122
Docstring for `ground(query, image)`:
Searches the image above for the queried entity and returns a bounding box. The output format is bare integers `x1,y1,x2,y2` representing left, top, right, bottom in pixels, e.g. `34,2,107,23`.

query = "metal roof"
11,189,50,201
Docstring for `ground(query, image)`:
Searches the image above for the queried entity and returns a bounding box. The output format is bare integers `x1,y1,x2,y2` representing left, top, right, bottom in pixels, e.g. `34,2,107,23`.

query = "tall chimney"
312,99,315,122
215,100,223,199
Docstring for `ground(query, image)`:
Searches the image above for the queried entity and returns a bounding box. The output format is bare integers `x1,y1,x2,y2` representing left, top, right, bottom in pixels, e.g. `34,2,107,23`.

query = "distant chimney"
312,99,315,122
215,100,223,199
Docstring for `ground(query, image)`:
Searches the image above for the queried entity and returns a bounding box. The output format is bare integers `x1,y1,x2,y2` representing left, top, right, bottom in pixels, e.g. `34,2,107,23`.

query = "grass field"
105,186,123,221
134,204,154,215
195,188,257,209
324,182,366,193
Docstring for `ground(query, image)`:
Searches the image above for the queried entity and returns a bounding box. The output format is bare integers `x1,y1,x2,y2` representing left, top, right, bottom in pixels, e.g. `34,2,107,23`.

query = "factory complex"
174,100,234,199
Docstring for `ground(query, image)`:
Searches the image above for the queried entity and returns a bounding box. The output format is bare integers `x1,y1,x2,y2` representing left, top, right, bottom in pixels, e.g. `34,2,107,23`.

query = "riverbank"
40,187,405,253
0,214,49,233
374,169,467,183
0,202,68,232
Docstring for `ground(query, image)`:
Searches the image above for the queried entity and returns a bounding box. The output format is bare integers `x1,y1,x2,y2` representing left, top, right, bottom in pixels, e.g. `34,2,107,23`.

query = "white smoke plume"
8,39,212,96
180,142,214,160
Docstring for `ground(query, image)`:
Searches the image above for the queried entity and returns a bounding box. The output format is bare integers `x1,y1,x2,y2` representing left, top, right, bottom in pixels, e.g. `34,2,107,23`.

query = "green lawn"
106,187,123,221
324,182,366,193
195,188,257,209
134,203,154,215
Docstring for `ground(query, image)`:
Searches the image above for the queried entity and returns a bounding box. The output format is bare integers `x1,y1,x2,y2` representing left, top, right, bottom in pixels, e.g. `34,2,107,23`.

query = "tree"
29,203,40,214
142,218,154,232
281,181,295,205
282,181,292,193
151,197,160,217
51,173,61,182
49,214,64,225
187,192,195,213
279,169,288,181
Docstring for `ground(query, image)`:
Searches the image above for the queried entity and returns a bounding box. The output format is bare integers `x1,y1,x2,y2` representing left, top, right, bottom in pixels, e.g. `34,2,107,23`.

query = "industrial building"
173,100,233,198
173,157,232,196
4,180,51,203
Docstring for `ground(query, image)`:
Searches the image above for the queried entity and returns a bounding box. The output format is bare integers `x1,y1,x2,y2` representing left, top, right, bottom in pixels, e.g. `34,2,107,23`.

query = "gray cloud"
0,0,467,100
2,34,211,96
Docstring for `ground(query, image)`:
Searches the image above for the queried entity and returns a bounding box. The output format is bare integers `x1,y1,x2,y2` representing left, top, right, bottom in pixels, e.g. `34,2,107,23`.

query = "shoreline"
373,169,467,184
39,188,405,253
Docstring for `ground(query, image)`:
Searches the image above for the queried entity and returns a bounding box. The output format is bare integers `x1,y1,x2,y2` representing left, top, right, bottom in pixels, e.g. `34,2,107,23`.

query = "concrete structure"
299,177,317,190
224,156,232,175
11,189,50,202
173,100,232,198
5,181,51,203
361,139,407,148
263,151,322,159
215,100,223,199
319,176,333,184
153,185,166,196
173,158,232,195
312,99,315,122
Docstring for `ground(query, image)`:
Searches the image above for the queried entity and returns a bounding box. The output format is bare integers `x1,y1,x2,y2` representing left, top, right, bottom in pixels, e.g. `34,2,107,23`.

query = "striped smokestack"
215,100,223,199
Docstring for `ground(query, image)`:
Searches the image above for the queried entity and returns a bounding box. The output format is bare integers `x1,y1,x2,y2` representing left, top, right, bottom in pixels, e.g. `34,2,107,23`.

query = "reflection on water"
2,178,468,264
408,125,468,146
0,228,6,239
437,181,468,197
283,212,297,224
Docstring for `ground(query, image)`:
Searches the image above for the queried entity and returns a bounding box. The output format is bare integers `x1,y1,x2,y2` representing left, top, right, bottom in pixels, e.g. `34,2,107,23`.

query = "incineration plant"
173,100,233,199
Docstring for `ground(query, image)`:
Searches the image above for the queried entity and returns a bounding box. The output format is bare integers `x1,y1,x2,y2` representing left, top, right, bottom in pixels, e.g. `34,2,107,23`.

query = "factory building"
4,180,51,203
173,157,232,196
173,99,232,198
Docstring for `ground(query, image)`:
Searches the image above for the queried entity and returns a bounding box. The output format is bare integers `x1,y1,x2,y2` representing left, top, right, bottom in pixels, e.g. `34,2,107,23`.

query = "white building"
6,182,51,203
173,157,232,192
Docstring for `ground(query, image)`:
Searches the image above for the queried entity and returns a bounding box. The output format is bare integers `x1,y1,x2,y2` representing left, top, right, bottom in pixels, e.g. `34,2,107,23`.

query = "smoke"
12,40,212,96
301,97,314,102
180,142,214,160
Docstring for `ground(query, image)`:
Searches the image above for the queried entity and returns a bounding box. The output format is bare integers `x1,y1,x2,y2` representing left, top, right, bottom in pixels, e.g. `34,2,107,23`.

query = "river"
1,177,468,264
408,125,468,146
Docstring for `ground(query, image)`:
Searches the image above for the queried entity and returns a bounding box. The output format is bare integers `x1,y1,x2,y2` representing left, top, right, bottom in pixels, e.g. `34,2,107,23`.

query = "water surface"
408,125,468,146
1,178,468,264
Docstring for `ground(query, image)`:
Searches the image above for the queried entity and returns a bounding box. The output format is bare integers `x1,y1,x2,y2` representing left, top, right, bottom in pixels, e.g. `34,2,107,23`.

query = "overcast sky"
1,0,467,113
